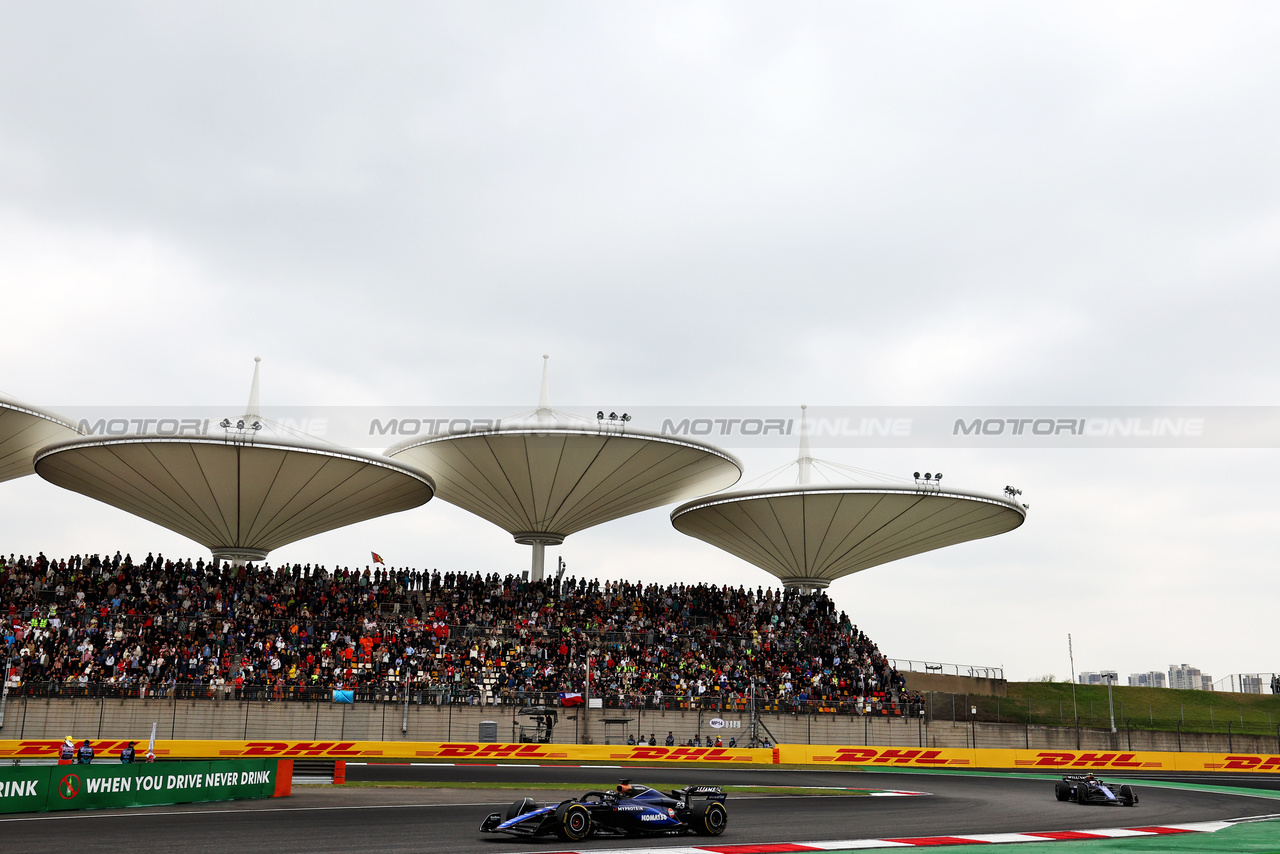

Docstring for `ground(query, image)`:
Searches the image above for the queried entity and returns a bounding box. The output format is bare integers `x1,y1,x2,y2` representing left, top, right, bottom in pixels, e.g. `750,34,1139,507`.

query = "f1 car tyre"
554,802,592,841
505,797,537,820
691,800,728,836
1054,782,1071,802
1119,785,1138,806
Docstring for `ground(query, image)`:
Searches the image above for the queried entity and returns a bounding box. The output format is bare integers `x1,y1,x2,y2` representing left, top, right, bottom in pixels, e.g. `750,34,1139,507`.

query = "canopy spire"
797,404,812,486
246,357,262,419
535,354,552,424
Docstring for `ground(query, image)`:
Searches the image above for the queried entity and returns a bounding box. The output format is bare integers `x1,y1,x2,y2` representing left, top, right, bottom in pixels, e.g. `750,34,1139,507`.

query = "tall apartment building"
1169,663,1213,691
1078,670,1118,685
1128,671,1166,688
1240,675,1264,694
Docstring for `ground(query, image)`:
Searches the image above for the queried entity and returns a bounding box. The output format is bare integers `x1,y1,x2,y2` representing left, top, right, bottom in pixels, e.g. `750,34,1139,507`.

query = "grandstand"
0,550,918,719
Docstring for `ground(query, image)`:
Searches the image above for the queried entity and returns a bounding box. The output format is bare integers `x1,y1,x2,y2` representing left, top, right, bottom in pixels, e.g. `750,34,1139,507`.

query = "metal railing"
1212,673,1280,694
889,659,1004,680
0,680,918,717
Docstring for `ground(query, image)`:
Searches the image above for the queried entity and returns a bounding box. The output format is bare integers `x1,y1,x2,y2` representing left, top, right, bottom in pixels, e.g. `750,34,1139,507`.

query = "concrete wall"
3,696,1276,754
901,672,1007,697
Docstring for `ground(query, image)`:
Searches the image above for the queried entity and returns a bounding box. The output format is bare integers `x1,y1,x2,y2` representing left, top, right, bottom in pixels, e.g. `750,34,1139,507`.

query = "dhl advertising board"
781,744,1280,773
0,759,291,815
0,739,771,763
4,740,1280,773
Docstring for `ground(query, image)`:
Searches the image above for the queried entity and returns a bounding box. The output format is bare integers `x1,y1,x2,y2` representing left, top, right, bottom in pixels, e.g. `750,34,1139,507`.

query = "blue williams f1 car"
1055,774,1139,806
480,779,728,841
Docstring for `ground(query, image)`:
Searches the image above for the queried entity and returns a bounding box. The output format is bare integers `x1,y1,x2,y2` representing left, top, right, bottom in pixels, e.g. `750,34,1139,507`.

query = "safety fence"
924,690,1280,745
889,659,1004,680
2,681,916,717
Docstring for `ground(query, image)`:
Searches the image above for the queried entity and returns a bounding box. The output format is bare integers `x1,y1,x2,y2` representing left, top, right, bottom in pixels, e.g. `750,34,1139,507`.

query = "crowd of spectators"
1,550,921,715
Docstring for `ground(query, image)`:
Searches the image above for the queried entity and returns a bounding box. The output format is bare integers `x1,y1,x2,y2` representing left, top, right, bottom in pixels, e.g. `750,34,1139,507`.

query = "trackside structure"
0,759,292,814
672,406,1026,590
388,357,742,580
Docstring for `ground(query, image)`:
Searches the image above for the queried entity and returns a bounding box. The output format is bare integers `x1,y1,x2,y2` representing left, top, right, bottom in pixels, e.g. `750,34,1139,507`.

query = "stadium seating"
0,551,921,715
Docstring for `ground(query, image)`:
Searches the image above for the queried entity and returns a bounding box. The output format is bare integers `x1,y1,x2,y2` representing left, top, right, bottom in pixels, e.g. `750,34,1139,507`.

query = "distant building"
1240,675,1264,694
1169,664,1213,691
1078,670,1118,685
1128,671,1166,688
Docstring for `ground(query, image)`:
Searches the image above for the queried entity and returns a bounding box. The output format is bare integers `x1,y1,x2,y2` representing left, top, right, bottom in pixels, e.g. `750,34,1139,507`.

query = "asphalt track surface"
3,764,1278,854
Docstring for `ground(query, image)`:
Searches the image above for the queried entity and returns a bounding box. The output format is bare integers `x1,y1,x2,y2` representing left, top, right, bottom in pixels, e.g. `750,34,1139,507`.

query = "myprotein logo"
1014,752,1161,769
814,748,967,766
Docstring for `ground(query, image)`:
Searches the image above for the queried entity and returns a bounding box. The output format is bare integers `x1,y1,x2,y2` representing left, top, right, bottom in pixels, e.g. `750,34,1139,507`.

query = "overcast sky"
2,2,1278,685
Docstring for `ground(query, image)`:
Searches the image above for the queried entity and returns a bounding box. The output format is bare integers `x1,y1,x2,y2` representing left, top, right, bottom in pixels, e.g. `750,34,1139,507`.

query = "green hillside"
932,681,1280,736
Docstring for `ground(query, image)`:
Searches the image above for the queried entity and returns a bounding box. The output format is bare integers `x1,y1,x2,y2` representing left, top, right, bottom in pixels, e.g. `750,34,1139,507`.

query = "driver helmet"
617,778,634,797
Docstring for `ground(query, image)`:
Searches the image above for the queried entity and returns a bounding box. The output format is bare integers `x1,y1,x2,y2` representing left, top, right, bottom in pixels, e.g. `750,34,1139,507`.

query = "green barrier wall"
0,759,281,814
0,765,50,814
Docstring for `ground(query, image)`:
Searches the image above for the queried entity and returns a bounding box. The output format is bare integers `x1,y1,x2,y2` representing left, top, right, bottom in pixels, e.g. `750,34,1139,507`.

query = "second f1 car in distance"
480,779,728,841
1055,774,1139,806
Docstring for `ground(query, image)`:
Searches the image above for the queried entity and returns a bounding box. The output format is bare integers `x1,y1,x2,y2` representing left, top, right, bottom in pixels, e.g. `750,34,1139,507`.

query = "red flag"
371,552,385,565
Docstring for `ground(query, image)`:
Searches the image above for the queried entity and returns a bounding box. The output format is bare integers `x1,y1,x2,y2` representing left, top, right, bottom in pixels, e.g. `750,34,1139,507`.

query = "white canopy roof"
388,426,742,544
671,484,1026,589
0,396,81,484
35,435,434,562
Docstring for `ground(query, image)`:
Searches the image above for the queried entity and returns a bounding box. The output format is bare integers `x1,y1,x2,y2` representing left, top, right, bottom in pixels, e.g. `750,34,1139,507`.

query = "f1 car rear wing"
675,785,726,801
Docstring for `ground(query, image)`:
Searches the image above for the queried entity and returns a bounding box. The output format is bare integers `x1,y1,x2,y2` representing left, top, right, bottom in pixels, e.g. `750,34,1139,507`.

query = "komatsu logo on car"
641,814,667,821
